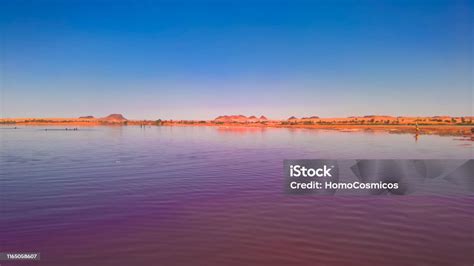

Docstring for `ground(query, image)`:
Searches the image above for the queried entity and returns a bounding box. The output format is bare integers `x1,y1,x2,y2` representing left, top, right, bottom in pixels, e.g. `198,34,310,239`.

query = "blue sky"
1,0,472,119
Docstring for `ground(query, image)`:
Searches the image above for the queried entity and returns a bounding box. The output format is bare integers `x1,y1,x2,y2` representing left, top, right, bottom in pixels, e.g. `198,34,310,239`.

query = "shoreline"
164,123,474,137
1,120,473,137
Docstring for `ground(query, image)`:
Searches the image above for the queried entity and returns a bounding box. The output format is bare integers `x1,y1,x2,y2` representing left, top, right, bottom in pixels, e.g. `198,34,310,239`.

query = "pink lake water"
0,126,473,265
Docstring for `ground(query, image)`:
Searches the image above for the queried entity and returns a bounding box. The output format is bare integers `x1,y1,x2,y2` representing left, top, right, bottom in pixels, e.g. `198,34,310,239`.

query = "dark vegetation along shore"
1,114,473,137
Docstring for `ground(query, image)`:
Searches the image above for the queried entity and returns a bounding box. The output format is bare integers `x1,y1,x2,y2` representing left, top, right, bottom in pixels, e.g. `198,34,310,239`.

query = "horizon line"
2,113,473,121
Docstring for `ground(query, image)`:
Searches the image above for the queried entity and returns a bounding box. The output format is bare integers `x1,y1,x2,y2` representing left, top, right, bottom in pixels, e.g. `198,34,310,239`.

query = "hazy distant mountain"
101,114,127,122
214,115,269,123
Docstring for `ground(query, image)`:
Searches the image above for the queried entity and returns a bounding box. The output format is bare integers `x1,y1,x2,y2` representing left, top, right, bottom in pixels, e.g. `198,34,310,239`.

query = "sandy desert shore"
1,116,473,137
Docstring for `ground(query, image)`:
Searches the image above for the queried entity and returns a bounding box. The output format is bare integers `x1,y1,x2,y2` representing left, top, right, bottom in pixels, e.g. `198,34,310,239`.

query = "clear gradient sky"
0,0,472,120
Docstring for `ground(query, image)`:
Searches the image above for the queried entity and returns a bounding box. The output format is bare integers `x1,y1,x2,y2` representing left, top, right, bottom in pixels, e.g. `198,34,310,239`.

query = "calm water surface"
1,126,473,265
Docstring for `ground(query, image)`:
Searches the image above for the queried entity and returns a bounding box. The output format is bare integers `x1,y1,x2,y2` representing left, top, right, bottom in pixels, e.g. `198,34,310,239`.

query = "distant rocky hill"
214,115,269,123
79,115,94,119
101,114,127,122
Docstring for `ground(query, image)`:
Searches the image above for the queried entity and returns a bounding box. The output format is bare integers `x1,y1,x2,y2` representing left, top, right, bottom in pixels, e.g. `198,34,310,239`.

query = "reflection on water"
0,126,473,266
216,126,268,134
